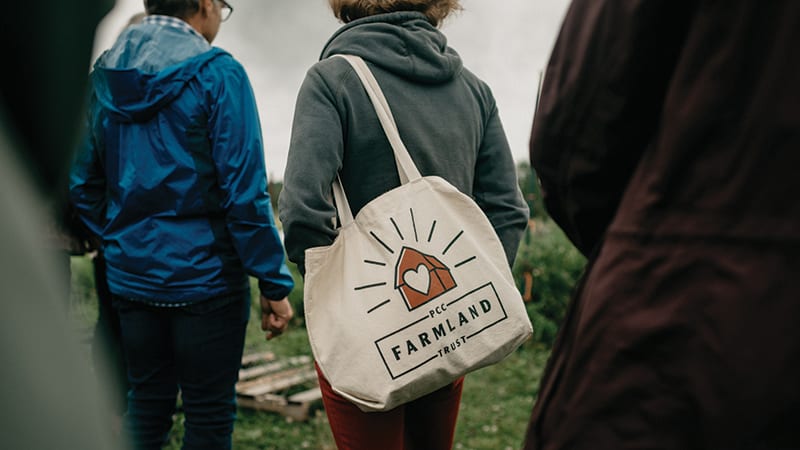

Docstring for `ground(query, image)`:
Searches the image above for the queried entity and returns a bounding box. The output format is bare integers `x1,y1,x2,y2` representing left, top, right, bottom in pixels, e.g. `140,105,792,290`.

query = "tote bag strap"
329,54,423,228
332,175,354,227
334,54,423,184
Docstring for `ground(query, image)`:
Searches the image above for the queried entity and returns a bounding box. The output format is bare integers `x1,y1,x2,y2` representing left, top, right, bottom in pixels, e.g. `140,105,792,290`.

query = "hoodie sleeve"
473,99,530,268
206,57,294,299
278,65,342,275
69,90,106,238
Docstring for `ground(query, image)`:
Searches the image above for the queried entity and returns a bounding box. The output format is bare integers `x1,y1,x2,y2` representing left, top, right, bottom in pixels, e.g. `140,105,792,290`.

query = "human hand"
260,295,293,340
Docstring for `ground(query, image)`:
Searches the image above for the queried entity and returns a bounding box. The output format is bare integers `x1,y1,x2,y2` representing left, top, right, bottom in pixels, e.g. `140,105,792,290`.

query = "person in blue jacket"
70,0,295,448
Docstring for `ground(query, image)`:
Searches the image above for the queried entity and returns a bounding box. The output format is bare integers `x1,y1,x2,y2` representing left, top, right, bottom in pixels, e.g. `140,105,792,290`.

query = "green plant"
69,255,99,328
514,221,586,346
453,340,549,450
517,162,548,220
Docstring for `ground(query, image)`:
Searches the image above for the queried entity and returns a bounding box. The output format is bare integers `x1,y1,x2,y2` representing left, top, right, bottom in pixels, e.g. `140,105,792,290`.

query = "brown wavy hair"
328,0,462,27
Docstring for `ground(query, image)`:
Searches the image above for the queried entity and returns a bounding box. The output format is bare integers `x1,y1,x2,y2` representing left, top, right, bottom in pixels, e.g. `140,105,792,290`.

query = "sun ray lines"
410,208,418,242
367,299,392,314
370,231,395,254
442,230,464,255
427,220,437,243
390,217,404,240
363,259,387,266
454,255,477,268
354,281,387,291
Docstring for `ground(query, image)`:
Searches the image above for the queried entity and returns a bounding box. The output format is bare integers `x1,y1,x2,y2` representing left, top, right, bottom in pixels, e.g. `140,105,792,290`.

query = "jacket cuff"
258,279,293,300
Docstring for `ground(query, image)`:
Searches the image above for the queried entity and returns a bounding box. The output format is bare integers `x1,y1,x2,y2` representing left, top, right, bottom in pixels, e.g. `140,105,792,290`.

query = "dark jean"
92,251,128,416
114,291,250,450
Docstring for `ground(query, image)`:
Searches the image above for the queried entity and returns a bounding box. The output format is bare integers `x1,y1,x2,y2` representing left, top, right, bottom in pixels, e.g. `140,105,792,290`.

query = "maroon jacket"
526,1,800,449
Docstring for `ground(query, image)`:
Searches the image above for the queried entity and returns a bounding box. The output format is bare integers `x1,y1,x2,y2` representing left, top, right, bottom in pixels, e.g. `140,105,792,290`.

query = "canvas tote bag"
304,54,532,412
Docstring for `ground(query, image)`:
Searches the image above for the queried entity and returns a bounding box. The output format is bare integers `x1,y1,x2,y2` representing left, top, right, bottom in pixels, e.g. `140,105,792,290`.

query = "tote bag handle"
331,54,423,227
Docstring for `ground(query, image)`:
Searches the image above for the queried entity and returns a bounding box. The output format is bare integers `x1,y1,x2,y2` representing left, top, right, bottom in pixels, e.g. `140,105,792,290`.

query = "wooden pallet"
236,352,322,421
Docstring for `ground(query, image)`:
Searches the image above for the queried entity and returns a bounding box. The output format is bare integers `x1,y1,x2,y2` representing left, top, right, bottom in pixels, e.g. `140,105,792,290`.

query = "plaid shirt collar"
142,15,207,42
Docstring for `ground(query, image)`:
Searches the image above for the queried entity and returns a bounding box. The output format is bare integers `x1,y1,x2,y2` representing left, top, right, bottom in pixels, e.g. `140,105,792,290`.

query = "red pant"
316,364,464,450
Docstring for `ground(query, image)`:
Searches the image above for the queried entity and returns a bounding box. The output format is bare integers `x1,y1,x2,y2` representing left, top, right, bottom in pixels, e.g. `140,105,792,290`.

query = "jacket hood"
92,23,228,123
320,11,463,84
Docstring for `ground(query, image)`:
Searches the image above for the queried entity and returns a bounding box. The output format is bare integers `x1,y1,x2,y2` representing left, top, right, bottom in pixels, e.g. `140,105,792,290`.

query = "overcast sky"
93,0,570,181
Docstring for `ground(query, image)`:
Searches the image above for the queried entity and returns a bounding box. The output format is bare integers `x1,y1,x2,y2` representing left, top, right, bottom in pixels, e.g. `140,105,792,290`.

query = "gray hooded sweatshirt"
279,11,528,273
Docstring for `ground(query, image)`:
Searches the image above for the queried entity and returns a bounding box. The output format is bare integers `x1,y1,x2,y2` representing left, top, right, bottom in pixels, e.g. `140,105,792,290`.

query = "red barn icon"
394,246,456,310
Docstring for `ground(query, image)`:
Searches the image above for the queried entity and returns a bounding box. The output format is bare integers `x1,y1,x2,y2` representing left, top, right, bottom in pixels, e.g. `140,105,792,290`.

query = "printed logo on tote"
353,208,511,379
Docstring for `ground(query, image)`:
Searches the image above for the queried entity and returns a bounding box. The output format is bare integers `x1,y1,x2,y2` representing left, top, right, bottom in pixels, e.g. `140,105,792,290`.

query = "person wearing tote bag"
279,1,529,448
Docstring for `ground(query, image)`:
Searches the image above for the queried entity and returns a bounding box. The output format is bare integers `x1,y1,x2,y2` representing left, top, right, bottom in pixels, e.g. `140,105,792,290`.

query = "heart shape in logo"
402,264,430,295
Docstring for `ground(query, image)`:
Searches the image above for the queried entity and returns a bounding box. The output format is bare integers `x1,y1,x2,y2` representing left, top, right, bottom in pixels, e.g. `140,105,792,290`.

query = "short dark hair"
144,0,200,19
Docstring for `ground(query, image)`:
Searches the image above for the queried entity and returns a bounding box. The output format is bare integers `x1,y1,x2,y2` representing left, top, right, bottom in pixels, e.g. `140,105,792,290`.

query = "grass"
150,295,549,450
155,325,549,450
68,221,584,449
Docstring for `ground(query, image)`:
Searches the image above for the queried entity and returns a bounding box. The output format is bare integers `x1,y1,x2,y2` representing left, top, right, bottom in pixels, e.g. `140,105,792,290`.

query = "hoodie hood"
92,22,228,123
320,11,463,84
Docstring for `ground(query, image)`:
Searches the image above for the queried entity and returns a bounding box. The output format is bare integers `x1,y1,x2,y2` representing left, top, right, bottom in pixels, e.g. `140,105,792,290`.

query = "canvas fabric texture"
304,55,532,412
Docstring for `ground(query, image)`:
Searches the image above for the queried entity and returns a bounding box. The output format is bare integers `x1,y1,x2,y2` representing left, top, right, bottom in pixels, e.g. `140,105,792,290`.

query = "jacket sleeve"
278,67,342,276
208,59,294,299
69,90,106,238
530,0,695,256
473,101,530,268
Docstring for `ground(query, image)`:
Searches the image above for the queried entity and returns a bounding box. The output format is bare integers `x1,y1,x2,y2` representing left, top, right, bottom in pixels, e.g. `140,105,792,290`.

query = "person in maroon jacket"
525,1,800,449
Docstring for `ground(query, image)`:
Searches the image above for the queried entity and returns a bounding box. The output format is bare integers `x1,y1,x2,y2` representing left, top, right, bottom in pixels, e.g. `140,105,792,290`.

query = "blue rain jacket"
70,21,294,304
